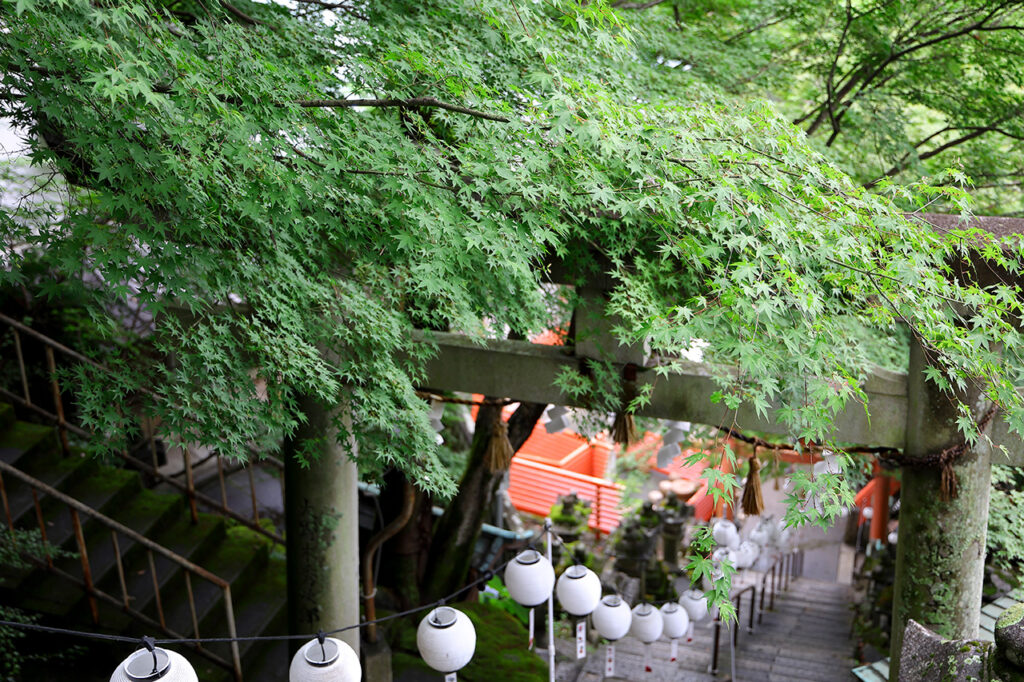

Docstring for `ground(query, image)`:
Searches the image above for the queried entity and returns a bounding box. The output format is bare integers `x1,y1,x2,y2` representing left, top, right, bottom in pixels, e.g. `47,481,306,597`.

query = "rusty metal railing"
0,313,283,545
708,548,804,678
0,459,243,681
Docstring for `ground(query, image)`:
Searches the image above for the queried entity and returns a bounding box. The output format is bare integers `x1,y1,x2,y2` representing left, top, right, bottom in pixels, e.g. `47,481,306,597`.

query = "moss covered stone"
996,603,1024,669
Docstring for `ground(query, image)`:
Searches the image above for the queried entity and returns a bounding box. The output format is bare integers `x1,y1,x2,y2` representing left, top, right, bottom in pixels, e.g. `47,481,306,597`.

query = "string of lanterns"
1,533,530,682
3,513,795,681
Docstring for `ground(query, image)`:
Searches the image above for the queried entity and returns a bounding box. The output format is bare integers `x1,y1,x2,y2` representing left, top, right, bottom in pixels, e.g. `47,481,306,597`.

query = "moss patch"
997,603,1024,630
390,600,548,682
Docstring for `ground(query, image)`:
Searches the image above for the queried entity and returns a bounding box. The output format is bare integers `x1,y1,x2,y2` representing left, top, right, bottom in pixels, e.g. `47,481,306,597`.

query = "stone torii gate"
417,213,1024,680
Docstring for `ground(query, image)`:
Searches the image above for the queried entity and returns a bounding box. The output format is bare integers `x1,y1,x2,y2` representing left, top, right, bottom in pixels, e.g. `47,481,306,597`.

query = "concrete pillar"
889,340,992,678
285,398,361,656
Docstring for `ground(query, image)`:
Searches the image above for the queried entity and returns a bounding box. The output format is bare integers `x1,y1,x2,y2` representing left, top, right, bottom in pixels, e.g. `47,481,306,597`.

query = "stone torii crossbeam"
419,213,1024,681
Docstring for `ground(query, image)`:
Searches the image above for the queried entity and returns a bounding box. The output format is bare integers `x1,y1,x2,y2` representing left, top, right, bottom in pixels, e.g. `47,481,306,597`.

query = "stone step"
8,468,142,609
24,485,184,620
0,410,287,682
200,549,286,664
84,501,226,632
0,403,14,431
149,524,271,642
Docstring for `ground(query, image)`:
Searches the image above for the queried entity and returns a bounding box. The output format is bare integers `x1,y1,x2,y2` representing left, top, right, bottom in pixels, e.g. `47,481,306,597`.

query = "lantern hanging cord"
0,535,539,646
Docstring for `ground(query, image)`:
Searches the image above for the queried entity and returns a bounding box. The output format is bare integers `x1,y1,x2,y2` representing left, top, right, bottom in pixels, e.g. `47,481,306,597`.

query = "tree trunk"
422,399,545,601
285,397,361,655
889,339,993,679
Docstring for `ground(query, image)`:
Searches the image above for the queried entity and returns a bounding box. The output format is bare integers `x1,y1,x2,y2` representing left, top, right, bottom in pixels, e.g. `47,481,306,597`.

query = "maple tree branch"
298,97,511,123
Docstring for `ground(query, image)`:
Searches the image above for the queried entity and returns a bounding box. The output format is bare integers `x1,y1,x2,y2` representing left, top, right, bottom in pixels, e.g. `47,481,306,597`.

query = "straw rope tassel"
741,450,765,516
485,419,514,472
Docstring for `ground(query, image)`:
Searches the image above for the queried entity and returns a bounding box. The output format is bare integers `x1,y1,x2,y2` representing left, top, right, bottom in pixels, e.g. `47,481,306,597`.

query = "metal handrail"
708,548,805,678
0,313,283,544
0,458,243,681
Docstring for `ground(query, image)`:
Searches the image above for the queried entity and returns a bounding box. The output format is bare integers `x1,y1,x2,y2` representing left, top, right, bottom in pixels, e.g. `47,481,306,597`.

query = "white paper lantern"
592,595,631,641
862,506,874,520
679,589,709,623
630,603,664,643
888,530,898,545
417,606,476,674
749,519,773,547
504,549,555,607
735,541,760,569
556,565,602,617
659,602,689,640
712,547,739,569
111,648,197,682
812,450,840,476
711,519,740,549
289,637,361,682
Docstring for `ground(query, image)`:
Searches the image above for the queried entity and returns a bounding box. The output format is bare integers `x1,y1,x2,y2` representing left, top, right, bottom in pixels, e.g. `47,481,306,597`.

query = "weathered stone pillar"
285,397,361,655
890,339,992,678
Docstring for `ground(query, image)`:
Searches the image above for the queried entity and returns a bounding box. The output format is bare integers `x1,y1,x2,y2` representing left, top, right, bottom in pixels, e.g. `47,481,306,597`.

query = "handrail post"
70,508,99,623
247,466,260,523
222,585,243,682
758,575,766,624
770,563,776,610
45,347,70,456
12,329,31,406
31,488,51,568
112,532,130,609
732,595,740,647
709,612,721,675
183,445,198,524
0,471,14,539
748,587,756,633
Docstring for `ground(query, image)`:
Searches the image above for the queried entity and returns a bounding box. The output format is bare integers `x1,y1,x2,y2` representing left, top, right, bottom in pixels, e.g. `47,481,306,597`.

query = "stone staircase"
565,576,856,681
0,402,288,681
726,578,856,681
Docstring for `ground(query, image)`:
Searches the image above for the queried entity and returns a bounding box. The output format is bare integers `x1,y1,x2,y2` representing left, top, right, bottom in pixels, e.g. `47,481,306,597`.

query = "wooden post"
869,469,890,544
889,339,992,678
285,397,361,656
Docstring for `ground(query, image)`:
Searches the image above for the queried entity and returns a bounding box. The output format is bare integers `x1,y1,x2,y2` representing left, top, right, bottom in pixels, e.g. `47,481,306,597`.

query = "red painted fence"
508,457,623,534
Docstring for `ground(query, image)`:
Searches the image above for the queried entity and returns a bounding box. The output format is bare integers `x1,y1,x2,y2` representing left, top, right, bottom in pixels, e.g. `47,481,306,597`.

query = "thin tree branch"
723,15,788,43
612,0,668,9
219,0,271,28
298,97,511,123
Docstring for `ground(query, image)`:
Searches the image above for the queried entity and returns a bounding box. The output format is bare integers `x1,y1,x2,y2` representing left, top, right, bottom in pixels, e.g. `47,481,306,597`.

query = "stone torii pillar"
889,339,994,678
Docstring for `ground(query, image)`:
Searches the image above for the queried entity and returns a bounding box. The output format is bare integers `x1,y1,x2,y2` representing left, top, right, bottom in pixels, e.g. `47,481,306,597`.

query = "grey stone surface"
363,636,393,682
898,619,993,682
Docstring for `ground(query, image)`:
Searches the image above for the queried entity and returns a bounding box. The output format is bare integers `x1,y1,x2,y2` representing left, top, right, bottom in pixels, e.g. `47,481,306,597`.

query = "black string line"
0,531,548,648
0,526,764,649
